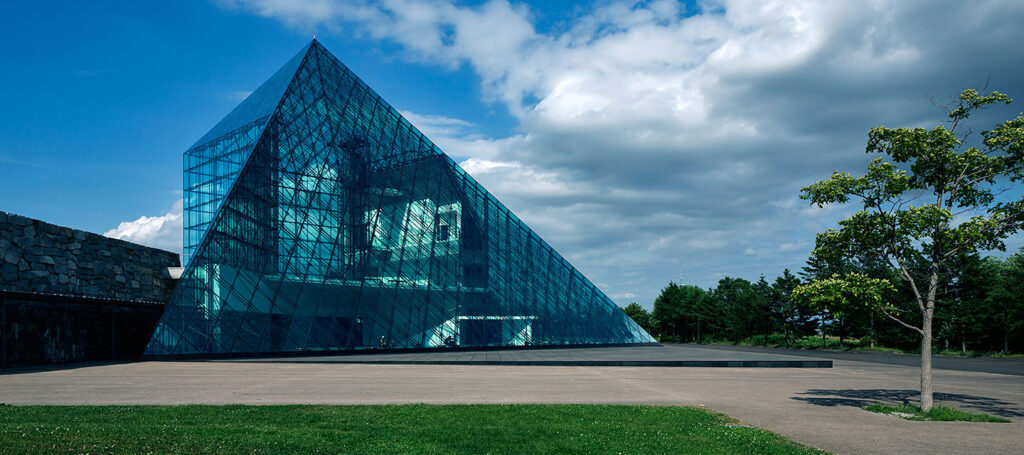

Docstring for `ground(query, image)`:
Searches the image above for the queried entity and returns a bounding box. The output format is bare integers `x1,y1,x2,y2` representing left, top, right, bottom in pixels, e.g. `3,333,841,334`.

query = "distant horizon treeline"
624,251,1024,354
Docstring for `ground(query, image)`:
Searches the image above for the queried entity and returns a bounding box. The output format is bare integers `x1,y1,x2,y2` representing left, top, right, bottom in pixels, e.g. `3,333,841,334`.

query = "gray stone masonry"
0,211,180,302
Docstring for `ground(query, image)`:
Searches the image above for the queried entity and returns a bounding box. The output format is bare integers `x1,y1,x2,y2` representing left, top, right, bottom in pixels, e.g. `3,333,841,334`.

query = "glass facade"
145,41,654,356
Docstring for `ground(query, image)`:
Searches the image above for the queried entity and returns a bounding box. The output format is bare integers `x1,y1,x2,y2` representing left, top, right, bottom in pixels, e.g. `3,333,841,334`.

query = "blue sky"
2,0,1023,308
0,0,511,222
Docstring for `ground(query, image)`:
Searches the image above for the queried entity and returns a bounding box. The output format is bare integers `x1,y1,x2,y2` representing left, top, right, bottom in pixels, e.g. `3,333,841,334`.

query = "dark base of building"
1,290,164,370
156,344,833,368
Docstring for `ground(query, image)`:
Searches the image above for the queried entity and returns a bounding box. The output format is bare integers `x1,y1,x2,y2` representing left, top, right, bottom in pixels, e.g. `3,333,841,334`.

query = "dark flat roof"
214,344,832,368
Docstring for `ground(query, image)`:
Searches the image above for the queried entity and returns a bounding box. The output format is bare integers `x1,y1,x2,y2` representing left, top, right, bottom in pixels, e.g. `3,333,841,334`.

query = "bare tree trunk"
821,312,827,349
784,322,790,348
839,317,844,349
870,313,875,349
920,269,938,412
921,308,934,411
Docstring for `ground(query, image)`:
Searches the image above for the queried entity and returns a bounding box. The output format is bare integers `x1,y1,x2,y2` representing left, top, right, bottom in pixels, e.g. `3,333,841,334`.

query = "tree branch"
878,305,924,335
895,256,927,313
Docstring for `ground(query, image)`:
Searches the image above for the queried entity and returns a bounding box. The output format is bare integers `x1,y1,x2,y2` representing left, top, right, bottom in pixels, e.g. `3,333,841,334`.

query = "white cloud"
0,153,43,168
104,199,184,254
777,241,808,253
210,0,1024,305
228,90,253,101
399,110,474,136
399,110,525,161
458,158,519,175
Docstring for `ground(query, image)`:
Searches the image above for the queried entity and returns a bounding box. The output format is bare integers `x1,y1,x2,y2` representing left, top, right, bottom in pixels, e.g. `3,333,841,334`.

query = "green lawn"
0,404,824,454
863,404,1011,422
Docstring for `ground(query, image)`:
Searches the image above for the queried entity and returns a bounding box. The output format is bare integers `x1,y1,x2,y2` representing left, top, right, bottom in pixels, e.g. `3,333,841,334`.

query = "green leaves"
949,89,1012,121
792,272,897,316
623,303,655,334
800,170,857,205
867,126,960,166
800,159,909,207
799,87,1023,340
984,114,1024,177
803,88,1023,272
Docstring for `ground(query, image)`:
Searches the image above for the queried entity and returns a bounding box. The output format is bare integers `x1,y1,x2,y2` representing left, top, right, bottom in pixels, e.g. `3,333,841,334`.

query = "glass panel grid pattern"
183,118,266,264
146,41,654,356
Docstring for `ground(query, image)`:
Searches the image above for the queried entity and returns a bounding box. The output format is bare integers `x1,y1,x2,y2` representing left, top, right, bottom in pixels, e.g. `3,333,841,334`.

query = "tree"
961,253,1024,353
753,276,776,345
622,302,655,335
792,273,896,350
676,285,711,342
937,253,986,353
945,254,1006,352
712,277,761,343
800,88,1024,411
800,250,855,348
772,269,814,347
999,252,1024,353
652,282,686,341
652,282,710,342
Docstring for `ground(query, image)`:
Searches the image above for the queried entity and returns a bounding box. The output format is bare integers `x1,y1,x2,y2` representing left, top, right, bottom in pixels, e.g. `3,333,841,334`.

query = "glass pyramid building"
144,41,654,356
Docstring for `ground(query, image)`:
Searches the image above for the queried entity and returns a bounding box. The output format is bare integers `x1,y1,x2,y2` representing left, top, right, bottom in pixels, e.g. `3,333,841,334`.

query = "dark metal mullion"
271,134,323,349
299,60,359,351
352,190,385,349
419,167,446,347
275,94,337,350
385,163,422,348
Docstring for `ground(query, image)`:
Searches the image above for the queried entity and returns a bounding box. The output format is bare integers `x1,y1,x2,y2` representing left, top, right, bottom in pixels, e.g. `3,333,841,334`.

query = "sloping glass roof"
188,42,313,150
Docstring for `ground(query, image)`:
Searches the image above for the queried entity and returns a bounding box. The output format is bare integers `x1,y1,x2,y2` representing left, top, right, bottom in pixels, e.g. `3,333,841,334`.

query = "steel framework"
145,41,654,356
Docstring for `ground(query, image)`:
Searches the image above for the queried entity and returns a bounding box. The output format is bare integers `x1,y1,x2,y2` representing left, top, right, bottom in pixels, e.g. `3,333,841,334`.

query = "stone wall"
0,211,180,303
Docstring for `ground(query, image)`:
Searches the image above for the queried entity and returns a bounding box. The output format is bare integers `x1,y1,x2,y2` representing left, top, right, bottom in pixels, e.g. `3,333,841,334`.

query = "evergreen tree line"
624,251,1024,354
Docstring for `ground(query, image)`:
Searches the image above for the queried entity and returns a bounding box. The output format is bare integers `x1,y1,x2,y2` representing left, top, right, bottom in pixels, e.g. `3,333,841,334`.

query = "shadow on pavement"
0,361,136,376
793,389,1024,418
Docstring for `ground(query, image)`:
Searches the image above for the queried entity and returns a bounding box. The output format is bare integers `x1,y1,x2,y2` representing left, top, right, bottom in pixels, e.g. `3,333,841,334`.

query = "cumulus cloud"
399,110,525,161
104,200,184,254
202,0,1024,306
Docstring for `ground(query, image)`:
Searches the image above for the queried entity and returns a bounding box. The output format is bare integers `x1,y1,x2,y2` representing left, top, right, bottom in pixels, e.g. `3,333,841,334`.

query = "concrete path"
1,354,1021,454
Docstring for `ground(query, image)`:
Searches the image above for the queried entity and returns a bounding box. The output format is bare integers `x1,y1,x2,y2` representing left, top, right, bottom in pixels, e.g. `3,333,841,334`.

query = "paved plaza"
1,345,1022,455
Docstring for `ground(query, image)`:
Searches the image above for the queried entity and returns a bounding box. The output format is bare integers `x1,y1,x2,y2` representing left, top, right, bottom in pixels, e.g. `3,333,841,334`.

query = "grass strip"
0,404,825,454
864,404,1010,422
